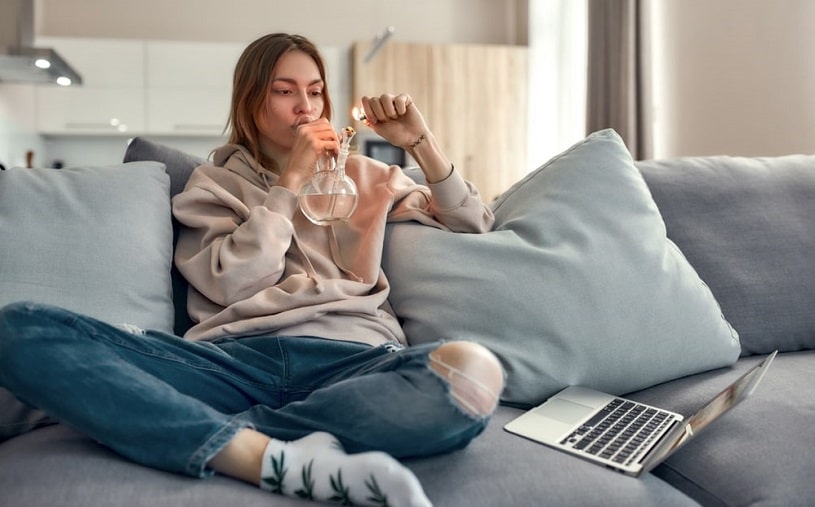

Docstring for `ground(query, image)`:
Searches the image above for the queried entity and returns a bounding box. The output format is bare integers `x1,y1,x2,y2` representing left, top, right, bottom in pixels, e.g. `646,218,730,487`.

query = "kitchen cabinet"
33,38,243,136
353,42,528,200
144,41,243,136
36,87,145,135
35,37,145,135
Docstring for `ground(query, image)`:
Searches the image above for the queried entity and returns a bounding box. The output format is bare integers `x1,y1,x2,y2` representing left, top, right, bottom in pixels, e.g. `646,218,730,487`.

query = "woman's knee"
0,302,71,365
0,302,39,343
0,302,42,379
428,341,504,417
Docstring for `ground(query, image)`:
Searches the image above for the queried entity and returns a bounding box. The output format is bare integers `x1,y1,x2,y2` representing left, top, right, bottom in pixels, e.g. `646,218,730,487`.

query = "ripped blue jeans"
0,302,489,477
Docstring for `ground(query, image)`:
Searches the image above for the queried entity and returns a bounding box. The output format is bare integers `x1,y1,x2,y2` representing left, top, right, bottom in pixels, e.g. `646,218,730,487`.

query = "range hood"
0,0,82,86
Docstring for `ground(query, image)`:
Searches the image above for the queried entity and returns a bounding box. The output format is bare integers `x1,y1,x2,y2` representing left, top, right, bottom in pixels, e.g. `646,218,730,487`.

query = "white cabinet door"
145,41,240,89
145,41,241,135
37,87,145,135
35,37,146,135
33,38,247,136
147,89,229,136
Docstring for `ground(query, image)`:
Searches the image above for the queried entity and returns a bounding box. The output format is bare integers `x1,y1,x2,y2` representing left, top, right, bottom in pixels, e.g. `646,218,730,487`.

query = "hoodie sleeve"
172,165,298,307
384,161,495,233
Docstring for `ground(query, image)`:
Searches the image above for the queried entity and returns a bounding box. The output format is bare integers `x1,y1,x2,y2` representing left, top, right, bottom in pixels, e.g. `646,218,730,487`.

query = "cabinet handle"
64,122,123,130
173,124,223,132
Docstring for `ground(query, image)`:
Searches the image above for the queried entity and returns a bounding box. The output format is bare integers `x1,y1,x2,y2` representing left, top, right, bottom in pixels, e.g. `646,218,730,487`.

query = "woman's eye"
274,89,293,95
310,89,323,97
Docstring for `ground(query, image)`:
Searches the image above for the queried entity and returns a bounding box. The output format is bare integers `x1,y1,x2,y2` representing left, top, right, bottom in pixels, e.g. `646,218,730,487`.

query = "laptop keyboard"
560,398,676,466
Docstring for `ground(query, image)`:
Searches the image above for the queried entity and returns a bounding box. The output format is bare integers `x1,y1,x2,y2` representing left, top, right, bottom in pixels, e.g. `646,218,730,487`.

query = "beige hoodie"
172,144,494,345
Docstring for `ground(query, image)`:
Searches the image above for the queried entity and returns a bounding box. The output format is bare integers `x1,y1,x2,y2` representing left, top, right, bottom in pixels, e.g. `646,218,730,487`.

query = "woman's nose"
295,90,315,114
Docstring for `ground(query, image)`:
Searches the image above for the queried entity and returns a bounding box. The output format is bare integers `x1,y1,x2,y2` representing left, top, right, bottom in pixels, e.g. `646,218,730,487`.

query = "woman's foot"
259,432,432,507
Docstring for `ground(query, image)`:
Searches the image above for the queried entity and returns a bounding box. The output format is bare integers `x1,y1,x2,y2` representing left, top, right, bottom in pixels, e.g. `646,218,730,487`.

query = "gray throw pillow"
383,129,741,407
638,155,815,355
0,162,174,332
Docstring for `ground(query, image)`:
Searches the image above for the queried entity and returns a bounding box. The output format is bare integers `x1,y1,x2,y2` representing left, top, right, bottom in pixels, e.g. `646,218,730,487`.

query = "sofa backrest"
124,137,205,336
124,137,815,356
637,155,815,356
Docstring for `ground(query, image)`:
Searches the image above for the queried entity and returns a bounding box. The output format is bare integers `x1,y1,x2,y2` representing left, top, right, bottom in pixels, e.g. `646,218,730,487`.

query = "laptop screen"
642,351,777,472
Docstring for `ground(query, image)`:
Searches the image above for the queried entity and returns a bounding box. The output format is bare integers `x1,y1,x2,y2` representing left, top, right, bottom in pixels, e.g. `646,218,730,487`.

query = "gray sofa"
1,130,814,507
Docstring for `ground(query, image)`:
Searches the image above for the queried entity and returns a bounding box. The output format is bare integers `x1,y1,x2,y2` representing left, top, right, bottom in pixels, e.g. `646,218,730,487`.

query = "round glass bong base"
298,170,359,226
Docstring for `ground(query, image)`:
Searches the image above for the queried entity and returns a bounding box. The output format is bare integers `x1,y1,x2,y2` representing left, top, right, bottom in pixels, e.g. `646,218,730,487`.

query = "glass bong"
297,126,359,226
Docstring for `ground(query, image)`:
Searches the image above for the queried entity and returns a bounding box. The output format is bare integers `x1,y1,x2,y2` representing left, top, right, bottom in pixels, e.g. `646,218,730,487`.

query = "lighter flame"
351,105,367,122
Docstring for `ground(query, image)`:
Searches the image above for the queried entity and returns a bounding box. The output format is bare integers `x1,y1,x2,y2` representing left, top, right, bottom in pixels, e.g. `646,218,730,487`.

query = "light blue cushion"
0,162,174,332
383,129,741,407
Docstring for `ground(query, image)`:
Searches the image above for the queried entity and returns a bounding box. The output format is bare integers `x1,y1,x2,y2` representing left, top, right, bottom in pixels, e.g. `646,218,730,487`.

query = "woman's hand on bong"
279,118,338,191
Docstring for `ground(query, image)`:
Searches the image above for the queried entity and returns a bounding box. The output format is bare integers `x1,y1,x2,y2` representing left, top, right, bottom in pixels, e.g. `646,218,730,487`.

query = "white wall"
0,84,44,169
35,0,527,46
653,0,815,158
527,0,587,170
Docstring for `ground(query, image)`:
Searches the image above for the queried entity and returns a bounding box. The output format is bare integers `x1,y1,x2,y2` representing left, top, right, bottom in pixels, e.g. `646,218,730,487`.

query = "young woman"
0,33,503,507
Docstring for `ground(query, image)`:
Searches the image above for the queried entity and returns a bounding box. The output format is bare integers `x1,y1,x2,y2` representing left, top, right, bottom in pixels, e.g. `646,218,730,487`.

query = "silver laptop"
504,351,777,477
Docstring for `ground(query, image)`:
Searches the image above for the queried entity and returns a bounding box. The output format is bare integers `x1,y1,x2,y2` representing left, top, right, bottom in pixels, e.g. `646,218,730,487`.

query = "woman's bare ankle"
208,428,270,484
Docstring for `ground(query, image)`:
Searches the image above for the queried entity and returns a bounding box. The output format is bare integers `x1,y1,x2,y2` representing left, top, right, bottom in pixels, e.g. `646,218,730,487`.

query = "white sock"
259,432,432,507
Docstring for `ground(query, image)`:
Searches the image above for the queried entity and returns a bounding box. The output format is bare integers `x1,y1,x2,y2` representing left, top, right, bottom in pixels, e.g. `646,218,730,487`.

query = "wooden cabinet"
35,37,145,135
144,41,242,136
353,42,528,200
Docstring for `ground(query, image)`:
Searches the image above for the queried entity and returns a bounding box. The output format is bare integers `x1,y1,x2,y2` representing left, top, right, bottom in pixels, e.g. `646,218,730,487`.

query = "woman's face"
256,49,326,154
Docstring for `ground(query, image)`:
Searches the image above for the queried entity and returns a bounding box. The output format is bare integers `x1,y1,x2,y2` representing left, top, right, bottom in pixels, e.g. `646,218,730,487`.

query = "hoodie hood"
213,144,275,189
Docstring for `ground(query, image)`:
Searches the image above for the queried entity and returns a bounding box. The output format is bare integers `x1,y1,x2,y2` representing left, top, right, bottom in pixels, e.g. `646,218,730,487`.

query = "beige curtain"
586,0,653,160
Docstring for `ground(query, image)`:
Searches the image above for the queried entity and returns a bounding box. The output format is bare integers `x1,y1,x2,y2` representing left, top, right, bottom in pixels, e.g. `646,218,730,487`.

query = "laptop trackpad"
534,399,595,425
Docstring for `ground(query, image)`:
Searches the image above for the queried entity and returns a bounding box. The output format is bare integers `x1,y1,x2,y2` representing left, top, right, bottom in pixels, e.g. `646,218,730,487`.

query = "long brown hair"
227,33,333,172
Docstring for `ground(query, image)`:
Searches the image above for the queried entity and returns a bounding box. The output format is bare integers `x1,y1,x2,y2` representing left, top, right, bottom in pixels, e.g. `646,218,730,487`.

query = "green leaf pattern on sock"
365,474,391,507
330,469,354,505
262,447,394,507
295,459,315,500
261,450,287,495
324,470,390,507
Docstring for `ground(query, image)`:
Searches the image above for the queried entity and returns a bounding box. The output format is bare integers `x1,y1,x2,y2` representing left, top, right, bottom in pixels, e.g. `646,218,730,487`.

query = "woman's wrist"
408,133,427,150
406,132,454,184
276,166,310,193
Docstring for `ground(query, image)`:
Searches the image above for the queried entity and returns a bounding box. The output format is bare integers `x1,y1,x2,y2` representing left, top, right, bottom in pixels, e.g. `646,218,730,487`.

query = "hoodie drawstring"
291,228,326,293
328,226,364,283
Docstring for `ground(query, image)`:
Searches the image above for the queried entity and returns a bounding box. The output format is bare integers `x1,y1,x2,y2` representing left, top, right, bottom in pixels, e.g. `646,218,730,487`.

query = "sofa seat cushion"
384,129,740,407
638,155,815,355
0,424,287,507
0,412,697,507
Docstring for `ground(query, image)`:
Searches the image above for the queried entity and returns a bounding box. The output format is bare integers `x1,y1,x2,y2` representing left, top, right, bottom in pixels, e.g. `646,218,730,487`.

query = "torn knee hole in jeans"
428,353,500,417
